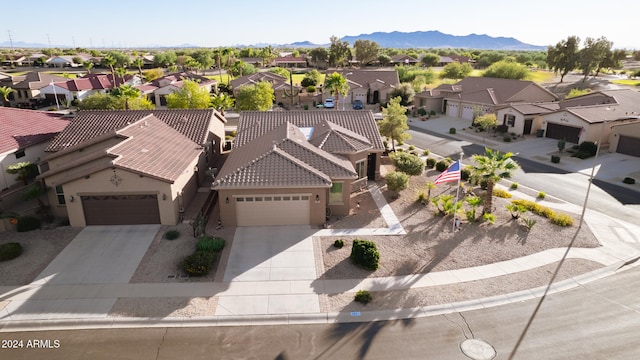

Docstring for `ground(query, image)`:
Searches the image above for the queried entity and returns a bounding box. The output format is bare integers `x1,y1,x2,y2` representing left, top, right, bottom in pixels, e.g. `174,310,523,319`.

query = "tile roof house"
330,69,400,107
38,109,226,226
148,71,216,107
230,72,301,107
38,73,140,105
390,55,419,65
0,108,70,190
414,77,558,120
496,89,640,150
212,110,384,227
0,71,68,107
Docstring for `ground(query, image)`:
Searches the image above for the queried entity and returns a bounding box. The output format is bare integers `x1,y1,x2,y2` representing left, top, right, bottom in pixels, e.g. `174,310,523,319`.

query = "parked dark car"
352,99,364,110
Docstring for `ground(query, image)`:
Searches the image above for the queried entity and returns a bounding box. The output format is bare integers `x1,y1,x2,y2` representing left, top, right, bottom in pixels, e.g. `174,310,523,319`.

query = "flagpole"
452,152,463,233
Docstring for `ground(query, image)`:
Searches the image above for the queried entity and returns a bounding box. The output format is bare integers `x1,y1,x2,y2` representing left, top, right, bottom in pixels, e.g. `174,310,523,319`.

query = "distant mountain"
340,30,546,50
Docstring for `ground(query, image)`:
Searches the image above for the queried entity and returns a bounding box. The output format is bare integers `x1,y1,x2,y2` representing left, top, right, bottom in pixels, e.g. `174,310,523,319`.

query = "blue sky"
4,0,638,49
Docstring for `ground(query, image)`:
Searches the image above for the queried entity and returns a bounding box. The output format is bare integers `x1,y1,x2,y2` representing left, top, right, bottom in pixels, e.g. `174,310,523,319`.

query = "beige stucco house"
148,72,216,107
212,110,384,227
38,109,226,226
609,121,640,157
330,69,400,107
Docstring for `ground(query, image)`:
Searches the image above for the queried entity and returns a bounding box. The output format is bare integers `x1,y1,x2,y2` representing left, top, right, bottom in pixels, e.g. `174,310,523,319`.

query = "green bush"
333,239,345,248
572,141,598,159
408,145,415,151
430,110,436,116
306,85,316,93
197,236,225,252
623,177,636,184
510,199,573,226
435,159,451,172
503,136,512,142
425,157,436,168
551,155,560,163
510,182,519,190
0,242,23,261
355,290,372,304
522,217,537,231
449,127,456,134
386,171,410,193
16,216,41,232
416,190,428,203
537,191,546,199
550,213,574,227
391,152,425,176
164,229,181,240
493,188,512,198
483,213,496,224
422,149,430,156
183,250,216,276
350,239,380,271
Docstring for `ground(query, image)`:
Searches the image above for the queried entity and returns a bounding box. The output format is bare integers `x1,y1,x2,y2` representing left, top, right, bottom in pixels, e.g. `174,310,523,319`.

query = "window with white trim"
355,160,366,179
55,185,65,205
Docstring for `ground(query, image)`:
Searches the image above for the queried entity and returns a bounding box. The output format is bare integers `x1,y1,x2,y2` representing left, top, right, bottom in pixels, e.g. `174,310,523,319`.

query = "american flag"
434,161,461,184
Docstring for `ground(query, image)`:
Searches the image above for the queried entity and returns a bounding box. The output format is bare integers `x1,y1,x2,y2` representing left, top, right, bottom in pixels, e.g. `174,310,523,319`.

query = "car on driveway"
352,99,364,110
323,98,334,109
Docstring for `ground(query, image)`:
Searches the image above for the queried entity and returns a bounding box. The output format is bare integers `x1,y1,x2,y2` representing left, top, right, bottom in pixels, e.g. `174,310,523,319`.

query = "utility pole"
7,30,13,50
47,33,51,48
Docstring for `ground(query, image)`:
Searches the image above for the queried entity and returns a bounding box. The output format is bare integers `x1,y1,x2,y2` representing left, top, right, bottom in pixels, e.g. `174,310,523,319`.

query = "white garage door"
462,105,475,120
235,194,310,226
447,103,459,117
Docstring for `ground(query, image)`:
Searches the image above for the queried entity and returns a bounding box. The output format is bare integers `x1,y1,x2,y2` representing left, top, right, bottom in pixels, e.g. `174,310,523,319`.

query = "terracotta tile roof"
46,109,225,152
213,121,356,189
446,77,558,103
507,102,559,115
150,72,215,87
10,72,68,90
308,120,373,154
230,72,288,91
40,115,202,184
335,70,400,91
0,108,69,154
236,110,384,151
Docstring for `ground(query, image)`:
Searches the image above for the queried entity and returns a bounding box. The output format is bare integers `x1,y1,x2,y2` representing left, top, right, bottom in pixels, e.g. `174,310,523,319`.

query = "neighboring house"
230,72,301,106
238,57,263,67
437,55,473,67
46,54,92,68
496,89,640,147
0,71,68,107
415,77,558,120
212,110,384,227
272,56,307,68
609,121,640,157
331,69,400,106
0,108,69,190
38,109,227,226
1,54,27,67
149,72,216,107
38,73,140,105
390,55,419,65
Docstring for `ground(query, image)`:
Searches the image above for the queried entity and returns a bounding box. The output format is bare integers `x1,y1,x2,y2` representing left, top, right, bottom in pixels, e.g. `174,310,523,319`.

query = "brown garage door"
617,135,640,157
546,123,581,144
81,194,161,225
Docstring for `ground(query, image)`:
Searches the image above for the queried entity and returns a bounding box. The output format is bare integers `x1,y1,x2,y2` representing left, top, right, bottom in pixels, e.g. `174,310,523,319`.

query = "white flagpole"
452,152,463,232
50,81,60,110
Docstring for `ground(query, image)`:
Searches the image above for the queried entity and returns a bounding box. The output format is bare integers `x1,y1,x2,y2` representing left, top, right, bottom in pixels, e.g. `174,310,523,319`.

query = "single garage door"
461,105,475,120
82,194,161,225
447,103,459,117
546,123,581,144
617,135,640,157
235,194,310,226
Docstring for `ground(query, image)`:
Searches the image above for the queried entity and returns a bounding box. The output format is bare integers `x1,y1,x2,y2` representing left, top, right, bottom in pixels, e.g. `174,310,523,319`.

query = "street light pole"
578,120,608,229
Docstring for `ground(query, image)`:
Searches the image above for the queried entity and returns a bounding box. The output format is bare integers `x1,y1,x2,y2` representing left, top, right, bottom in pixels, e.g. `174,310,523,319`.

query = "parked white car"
323,98,335,108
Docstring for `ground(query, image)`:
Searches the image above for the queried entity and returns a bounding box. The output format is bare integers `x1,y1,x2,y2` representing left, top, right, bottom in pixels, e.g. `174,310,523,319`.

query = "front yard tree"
421,53,440,67
440,62,473,79
547,36,581,83
391,152,425,176
324,72,349,110
235,81,274,111
471,148,519,214
474,113,497,132
388,83,415,106
111,85,141,110
354,39,380,66
328,35,351,67
166,79,212,109
301,69,322,87
578,36,613,82
378,96,410,152
386,171,409,196
309,47,329,66
482,60,530,80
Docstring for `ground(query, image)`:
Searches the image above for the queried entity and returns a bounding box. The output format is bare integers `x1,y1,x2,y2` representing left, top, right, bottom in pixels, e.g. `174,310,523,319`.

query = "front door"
524,119,533,135
367,153,377,180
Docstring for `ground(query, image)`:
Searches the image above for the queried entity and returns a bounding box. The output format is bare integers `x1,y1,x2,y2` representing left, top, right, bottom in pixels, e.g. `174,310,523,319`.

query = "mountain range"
0,31,546,50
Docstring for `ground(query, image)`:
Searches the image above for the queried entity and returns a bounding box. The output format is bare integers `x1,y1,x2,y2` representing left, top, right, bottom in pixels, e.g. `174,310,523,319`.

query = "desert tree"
378,96,410,152
166,79,212,109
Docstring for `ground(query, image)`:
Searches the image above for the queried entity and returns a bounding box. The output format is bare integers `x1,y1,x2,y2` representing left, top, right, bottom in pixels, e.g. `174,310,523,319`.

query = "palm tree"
114,67,127,87
132,58,144,81
111,84,140,110
210,92,234,115
0,86,16,106
324,72,349,110
102,55,116,85
471,148,520,214
82,61,94,74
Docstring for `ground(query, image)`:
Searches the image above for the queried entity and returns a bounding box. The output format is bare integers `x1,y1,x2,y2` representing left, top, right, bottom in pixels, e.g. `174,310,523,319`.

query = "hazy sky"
4,0,638,49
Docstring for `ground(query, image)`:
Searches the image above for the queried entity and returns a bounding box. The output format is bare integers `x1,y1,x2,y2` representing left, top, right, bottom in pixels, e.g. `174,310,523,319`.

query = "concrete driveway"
33,224,160,285
222,225,317,282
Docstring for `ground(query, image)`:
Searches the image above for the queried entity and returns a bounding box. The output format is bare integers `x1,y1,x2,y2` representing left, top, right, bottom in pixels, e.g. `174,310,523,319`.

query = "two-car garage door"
546,123,581,144
82,194,161,225
235,194,310,226
617,135,640,157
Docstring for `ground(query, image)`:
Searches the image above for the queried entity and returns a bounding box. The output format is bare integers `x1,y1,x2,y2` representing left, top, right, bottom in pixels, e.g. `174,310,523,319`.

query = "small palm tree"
82,61,94,74
111,85,140,110
324,72,349,110
0,86,16,106
471,148,519,214
114,67,128,87
465,196,483,221
102,55,116,84
132,58,144,81
210,93,234,115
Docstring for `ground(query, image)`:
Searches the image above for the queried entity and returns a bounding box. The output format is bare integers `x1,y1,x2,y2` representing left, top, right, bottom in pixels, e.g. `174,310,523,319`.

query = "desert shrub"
425,157,436,168
410,150,419,156
503,136,512,142
164,229,181,240
550,213,574,227
417,108,427,116
197,236,225,252
557,139,566,153
510,182,519,190
505,203,527,219
537,191,546,199
435,159,451,172
386,171,410,194
522,217,537,231
0,242,23,261
391,152,425,175
396,148,404,152
416,190,428,203
16,216,41,232
572,141,598,159
493,188,512,198
430,110,436,116
551,155,560,163
333,239,345,248
350,239,380,271
623,177,636,184
306,85,316,93
408,145,415,151
460,167,471,181
422,149,430,156
183,250,216,276
449,127,456,134
355,290,372,304
483,213,496,224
